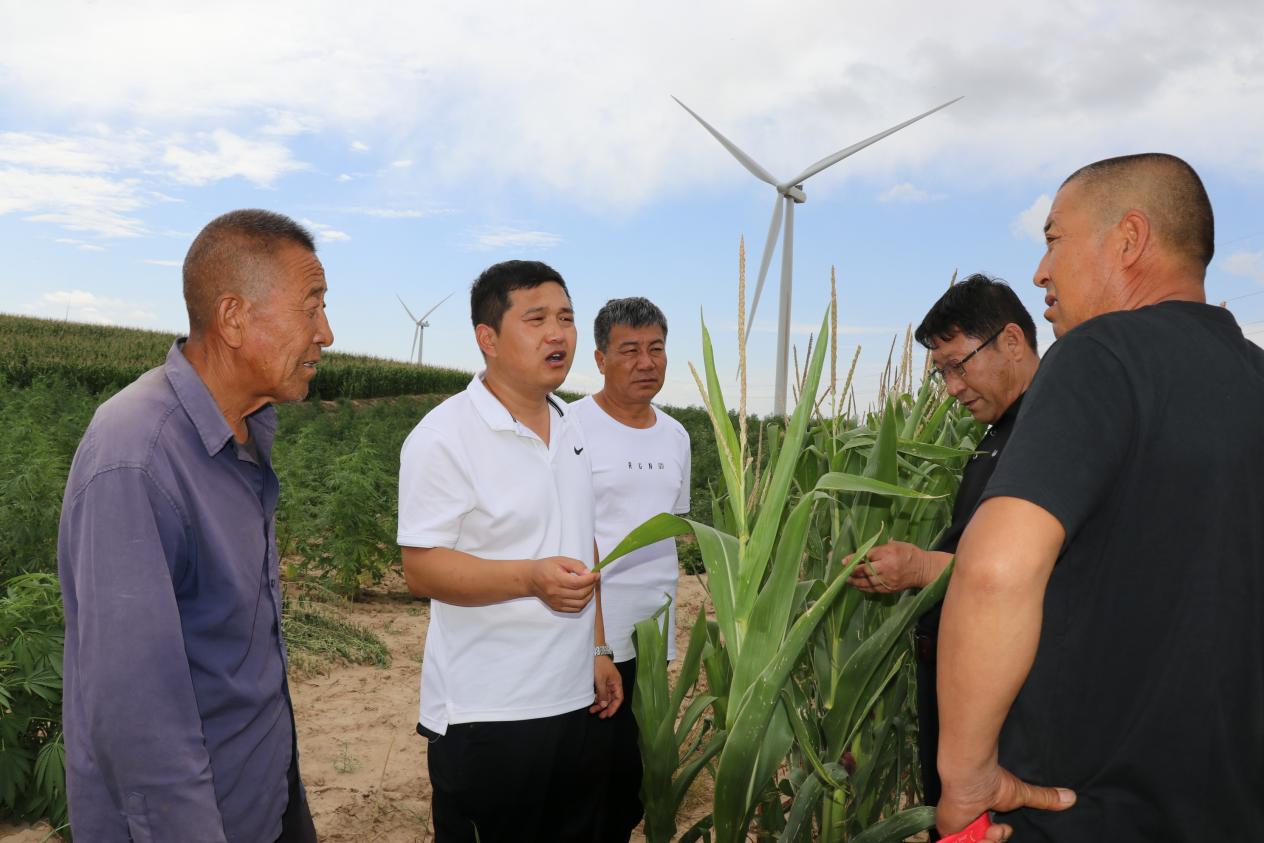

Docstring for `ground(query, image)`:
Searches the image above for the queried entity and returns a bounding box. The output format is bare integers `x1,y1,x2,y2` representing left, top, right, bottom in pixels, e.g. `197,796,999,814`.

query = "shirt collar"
993,390,1025,431
467,371,567,433
164,339,278,458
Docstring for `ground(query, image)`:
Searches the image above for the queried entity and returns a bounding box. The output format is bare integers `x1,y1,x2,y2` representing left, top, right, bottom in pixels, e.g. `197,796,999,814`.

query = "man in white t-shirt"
571,297,691,843
397,260,623,843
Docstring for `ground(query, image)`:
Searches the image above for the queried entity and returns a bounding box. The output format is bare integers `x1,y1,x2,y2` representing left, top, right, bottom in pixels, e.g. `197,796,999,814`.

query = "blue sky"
3,1,1263,413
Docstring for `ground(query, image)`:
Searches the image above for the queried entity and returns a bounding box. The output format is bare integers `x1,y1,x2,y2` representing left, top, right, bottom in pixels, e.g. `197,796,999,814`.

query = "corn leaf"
711,529,882,843
699,317,745,533
739,309,831,616
850,805,937,843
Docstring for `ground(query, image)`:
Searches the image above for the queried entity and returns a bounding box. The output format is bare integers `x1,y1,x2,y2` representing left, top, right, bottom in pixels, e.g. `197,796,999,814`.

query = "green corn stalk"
599,305,963,842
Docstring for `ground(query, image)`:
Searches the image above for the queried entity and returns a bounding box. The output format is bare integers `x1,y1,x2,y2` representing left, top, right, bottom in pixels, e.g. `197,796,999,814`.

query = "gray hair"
183,209,317,334
593,297,668,352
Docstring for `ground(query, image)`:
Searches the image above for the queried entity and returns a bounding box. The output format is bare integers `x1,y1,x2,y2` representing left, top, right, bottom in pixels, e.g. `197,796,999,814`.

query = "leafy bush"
0,380,101,580
0,573,68,835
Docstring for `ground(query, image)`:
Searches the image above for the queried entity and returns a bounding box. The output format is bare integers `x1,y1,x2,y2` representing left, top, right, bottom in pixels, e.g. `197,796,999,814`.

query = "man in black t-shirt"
936,153,1264,842
846,275,1040,817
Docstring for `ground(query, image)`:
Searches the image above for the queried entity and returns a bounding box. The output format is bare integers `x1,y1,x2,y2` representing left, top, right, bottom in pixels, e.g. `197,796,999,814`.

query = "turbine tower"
674,95,962,415
397,291,453,366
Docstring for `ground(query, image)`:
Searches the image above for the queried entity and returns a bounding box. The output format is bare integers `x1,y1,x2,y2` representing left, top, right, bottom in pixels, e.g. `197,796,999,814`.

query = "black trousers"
422,706,610,843
598,658,644,843
277,730,318,843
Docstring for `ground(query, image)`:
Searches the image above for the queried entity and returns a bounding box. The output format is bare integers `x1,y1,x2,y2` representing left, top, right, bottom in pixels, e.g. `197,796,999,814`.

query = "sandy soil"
292,571,714,843
0,573,713,843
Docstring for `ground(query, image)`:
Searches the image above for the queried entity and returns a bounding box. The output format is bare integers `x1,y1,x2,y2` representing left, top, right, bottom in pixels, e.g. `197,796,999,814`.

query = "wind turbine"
397,291,454,366
674,94,962,415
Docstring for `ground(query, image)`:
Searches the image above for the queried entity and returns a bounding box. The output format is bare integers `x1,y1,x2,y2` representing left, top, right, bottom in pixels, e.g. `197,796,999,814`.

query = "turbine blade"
747,194,784,333
420,291,455,322
672,96,780,187
410,325,419,361
784,96,963,187
397,293,420,323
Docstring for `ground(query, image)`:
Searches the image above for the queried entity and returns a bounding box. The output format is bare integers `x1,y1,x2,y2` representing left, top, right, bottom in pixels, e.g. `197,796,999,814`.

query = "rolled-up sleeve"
61,467,227,842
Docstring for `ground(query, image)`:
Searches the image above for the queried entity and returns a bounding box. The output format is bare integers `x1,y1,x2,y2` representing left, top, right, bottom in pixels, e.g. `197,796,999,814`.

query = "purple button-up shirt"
58,341,294,842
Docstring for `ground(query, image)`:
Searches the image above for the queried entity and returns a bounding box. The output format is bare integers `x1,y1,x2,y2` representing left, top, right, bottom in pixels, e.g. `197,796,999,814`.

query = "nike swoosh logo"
574,447,584,455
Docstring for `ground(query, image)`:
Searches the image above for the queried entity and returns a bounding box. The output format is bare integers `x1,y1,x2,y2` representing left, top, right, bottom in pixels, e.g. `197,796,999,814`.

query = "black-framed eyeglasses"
930,328,1003,381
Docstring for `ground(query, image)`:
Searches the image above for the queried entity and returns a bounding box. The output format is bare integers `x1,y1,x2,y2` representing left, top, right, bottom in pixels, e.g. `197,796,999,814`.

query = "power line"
1222,289,1264,303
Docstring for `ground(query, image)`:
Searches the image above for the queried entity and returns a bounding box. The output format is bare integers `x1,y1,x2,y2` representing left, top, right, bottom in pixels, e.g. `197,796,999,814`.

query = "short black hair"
593,297,668,352
1062,152,1214,268
183,209,316,333
915,274,1038,353
469,260,570,331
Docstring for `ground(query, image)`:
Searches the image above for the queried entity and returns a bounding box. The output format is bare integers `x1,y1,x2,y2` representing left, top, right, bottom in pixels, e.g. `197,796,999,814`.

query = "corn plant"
600,301,972,842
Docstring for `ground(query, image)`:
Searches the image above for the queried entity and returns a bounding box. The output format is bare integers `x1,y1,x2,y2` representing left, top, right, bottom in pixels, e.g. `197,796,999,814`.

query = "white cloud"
0,3,1261,211
336,206,449,219
336,173,353,182
0,130,148,172
261,110,319,136
0,167,149,237
472,227,562,251
350,140,370,153
162,130,307,187
877,182,944,204
389,159,413,169
1011,194,1053,243
39,289,158,324
1222,250,1264,282
142,258,182,267
0,127,306,238
55,238,106,252
300,218,351,243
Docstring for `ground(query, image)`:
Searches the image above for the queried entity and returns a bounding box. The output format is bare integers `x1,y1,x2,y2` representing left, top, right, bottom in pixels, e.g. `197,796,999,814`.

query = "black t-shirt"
916,393,1025,637
981,301,1264,841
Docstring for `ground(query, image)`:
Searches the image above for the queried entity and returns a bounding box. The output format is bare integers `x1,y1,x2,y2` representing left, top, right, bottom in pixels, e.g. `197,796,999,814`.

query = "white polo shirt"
572,396,691,662
397,374,596,734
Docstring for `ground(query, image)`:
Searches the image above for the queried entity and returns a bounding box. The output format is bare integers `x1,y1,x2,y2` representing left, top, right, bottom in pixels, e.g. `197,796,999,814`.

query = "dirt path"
292,572,713,842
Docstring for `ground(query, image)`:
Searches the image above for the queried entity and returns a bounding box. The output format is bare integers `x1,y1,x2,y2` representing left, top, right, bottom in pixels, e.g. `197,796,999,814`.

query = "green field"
0,312,724,833
0,313,473,399
1,309,977,841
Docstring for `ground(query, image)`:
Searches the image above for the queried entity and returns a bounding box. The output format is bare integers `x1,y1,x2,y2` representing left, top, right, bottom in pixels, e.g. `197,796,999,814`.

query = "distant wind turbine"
397,291,454,366
674,94,962,415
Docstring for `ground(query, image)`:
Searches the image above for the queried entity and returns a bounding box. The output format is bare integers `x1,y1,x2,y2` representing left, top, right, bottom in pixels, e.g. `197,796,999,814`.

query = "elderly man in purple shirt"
57,210,332,842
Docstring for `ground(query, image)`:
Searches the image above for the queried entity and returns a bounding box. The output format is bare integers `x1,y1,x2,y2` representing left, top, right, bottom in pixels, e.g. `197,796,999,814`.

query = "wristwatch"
593,644,614,658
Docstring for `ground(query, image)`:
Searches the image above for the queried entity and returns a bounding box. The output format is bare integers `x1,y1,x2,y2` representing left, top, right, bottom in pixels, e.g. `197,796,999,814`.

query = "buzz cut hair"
593,297,668,353
469,260,570,331
915,273,1038,353
1062,153,1215,269
182,209,316,334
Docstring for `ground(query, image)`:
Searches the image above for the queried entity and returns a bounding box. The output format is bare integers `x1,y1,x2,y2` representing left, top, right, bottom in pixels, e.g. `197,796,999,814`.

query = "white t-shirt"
572,396,691,662
398,374,596,734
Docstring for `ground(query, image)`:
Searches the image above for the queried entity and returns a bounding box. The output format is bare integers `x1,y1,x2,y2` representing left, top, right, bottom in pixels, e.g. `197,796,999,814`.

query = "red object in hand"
936,813,992,842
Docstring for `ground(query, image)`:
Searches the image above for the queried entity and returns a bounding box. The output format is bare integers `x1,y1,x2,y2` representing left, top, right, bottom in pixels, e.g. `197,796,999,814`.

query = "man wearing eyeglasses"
847,273,1040,819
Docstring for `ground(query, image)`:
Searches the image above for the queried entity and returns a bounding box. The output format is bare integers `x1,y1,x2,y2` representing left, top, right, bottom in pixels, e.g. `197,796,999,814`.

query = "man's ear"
216,294,247,349
1001,323,1027,360
1117,209,1151,270
593,348,605,374
475,323,498,358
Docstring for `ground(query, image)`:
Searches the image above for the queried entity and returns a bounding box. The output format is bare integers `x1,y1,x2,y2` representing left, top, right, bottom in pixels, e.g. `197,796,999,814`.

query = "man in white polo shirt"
397,260,622,843
572,297,691,843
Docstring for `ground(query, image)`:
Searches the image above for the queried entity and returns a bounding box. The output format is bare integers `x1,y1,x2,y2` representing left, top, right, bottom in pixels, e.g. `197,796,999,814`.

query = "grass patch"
282,585,391,676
